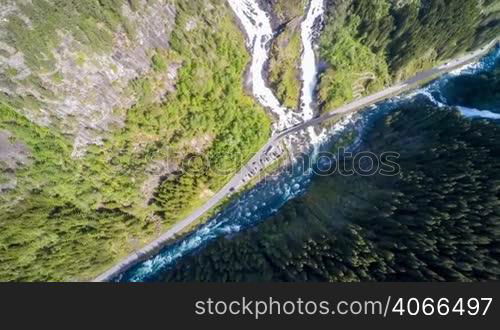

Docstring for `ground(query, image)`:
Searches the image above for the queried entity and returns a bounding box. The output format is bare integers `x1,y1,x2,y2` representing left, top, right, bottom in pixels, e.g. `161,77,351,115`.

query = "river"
113,1,500,282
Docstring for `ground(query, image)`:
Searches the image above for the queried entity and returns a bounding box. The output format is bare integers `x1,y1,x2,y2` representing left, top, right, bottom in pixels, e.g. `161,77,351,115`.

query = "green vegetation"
161,103,500,282
1,0,498,282
0,0,270,281
319,0,500,112
0,104,155,281
319,12,391,109
274,0,307,19
149,0,271,222
152,52,168,72
268,0,307,109
4,0,132,70
269,29,303,109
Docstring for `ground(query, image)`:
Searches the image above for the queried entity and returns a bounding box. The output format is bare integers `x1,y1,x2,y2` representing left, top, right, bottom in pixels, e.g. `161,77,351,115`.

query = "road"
93,40,498,282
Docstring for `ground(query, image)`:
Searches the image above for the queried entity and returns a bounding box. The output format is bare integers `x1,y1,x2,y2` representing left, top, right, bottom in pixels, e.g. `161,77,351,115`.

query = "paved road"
93,40,498,282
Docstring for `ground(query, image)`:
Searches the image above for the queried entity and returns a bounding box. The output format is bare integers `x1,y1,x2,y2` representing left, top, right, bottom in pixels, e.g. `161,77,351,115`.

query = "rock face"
0,130,30,192
0,0,177,157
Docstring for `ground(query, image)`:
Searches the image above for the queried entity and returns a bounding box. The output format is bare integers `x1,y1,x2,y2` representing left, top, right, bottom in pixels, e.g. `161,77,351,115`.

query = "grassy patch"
269,29,303,109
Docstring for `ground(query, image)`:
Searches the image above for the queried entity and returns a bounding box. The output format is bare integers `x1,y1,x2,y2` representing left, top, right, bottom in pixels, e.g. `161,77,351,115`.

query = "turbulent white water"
456,106,500,119
228,0,327,142
414,90,500,119
300,0,327,145
118,112,360,282
227,0,300,132
414,90,447,108
415,46,500,120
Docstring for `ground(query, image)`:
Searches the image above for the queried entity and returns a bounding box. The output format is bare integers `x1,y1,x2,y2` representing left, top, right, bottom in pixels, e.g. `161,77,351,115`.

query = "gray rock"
0,0,178,157
0,129,31,192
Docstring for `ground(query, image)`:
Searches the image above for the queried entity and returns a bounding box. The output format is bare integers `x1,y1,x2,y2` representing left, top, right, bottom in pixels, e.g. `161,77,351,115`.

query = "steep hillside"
0,0,178,156
0,0,498,282
318,0,500,111
0,0,270,281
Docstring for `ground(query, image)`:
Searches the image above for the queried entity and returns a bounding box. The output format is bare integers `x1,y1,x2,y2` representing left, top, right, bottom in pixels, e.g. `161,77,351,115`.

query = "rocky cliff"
0,0,498,282
0,0,177,157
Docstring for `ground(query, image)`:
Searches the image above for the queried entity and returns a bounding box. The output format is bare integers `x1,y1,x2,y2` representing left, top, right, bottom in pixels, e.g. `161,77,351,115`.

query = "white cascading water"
116,6,499,282
414,90,500,119
299,0,327,145
228,0,327,144
227,0,300,132
456,106,500,119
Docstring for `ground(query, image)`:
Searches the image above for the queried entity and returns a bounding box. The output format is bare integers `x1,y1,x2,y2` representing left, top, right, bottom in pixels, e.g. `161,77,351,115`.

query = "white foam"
228,0,330,148
300,0,327,145
227,0,299,132
416,90,447,108
414,87,500,120
456,106,500,119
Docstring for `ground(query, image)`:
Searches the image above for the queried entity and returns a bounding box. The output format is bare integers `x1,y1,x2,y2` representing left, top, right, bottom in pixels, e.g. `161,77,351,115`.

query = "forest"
318,0,500,111
0,0,270,281
160,58,500,282
4,0,133,70
439,61,500,110
162,104,500,282
0,0,499,282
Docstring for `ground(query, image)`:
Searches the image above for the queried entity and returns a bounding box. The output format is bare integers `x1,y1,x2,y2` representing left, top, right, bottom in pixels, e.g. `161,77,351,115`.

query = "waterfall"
456,106,500,119
227,0,300,132
300,0,327,146
227,0,327,146
113,4,500,282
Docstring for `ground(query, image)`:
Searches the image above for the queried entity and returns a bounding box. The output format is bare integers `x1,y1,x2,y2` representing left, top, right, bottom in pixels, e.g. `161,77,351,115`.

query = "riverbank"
93,39,498,282
287,39,500,135
159,66,500,282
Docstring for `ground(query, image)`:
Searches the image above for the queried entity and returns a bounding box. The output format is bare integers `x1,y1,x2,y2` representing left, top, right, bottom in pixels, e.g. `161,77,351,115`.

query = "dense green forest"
0,0,498,282
161,99,500,281
0,0,270,281
318,0,500,111
440,62,500,111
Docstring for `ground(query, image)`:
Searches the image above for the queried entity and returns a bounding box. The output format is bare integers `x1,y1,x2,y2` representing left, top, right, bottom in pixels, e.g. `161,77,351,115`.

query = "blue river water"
116,46,500,282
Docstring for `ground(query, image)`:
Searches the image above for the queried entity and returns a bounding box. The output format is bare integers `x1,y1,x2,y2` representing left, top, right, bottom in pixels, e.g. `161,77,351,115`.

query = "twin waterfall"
113,2,500,282
227,0,326,146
